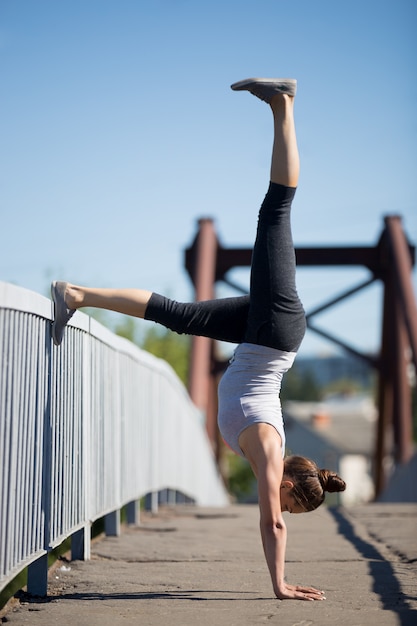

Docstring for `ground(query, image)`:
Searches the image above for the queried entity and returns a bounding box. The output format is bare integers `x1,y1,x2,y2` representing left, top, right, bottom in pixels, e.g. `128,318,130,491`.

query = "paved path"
2,503,416,626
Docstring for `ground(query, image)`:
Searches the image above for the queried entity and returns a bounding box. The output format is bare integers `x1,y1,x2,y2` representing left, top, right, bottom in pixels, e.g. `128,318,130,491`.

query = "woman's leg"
51,282,153,345
64,284,153,318
145,292,250,343
51,281,250,346
52,80,304,349
269,93,299,187
231,77,299,186
64,283,250,342
232,82,306,351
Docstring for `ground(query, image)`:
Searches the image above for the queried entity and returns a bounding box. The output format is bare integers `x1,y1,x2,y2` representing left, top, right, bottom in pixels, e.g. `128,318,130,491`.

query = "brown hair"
283,455,346,512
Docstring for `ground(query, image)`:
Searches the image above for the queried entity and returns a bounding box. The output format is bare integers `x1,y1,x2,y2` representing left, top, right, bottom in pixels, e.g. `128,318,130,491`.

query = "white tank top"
217,342,297,457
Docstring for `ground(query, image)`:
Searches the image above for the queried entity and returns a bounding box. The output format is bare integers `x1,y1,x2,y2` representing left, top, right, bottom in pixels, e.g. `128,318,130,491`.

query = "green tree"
110,314,190,385
322,377,364,397
141,327,190,386
114,316,140,344
281,365,322,402
226,452,256,502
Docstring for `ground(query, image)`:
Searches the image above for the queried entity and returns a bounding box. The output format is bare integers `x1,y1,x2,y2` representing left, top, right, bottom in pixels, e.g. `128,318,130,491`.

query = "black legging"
145,183,306,353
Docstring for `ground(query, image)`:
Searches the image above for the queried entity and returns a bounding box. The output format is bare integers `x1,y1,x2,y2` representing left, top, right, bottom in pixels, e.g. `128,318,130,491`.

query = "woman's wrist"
273,579,287,596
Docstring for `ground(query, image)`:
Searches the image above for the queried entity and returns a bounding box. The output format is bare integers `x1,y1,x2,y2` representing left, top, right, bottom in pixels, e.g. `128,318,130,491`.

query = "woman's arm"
240,424,325,601
257,458,288,596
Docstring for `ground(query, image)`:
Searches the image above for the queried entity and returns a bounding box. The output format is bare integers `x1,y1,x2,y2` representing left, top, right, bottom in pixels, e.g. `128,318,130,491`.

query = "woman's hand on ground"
274,583,326,601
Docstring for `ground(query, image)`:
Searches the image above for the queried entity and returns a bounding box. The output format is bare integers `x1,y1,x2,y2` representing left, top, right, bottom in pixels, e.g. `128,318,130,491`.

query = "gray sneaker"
230,78,297,103
51,281,75,346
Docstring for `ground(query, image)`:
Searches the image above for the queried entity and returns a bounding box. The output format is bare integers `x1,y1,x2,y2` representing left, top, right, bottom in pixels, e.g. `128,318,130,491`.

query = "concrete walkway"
2,503,416,626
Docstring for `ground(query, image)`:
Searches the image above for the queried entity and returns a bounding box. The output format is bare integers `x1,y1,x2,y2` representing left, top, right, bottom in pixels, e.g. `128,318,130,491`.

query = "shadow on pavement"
16,589,272,603
330,508,417,626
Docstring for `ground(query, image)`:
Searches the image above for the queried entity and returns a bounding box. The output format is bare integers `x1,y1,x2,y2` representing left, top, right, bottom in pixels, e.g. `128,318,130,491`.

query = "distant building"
284,394,377,506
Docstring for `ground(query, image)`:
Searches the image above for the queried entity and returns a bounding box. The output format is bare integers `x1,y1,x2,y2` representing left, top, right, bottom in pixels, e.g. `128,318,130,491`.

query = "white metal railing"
0,281,228,596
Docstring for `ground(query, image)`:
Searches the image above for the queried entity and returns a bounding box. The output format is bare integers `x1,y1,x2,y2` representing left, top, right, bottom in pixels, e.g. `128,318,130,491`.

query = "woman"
52,77,346,601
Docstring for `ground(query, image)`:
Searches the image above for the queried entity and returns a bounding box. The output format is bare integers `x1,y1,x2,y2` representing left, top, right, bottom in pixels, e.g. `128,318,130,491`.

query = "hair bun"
318,469,346,493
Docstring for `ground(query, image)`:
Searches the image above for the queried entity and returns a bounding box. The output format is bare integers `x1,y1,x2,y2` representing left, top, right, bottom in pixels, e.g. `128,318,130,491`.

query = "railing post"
145,491,159,514
27,554,48,597
126,500,140,525
105,510,121,536
71,524,91,560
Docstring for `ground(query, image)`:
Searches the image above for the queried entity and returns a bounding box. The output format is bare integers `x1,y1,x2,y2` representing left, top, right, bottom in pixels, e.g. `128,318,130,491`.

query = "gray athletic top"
217,343,297,458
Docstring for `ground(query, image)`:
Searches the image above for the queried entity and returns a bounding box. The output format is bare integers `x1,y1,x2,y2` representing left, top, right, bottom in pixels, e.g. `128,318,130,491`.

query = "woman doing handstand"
52,78,346,601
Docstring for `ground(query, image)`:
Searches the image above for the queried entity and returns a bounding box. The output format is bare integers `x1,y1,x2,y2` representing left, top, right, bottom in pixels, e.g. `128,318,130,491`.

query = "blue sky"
1,0,416,356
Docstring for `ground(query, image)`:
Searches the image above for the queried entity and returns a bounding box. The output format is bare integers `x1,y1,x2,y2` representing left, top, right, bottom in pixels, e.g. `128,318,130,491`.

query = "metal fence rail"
0,281,228,596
